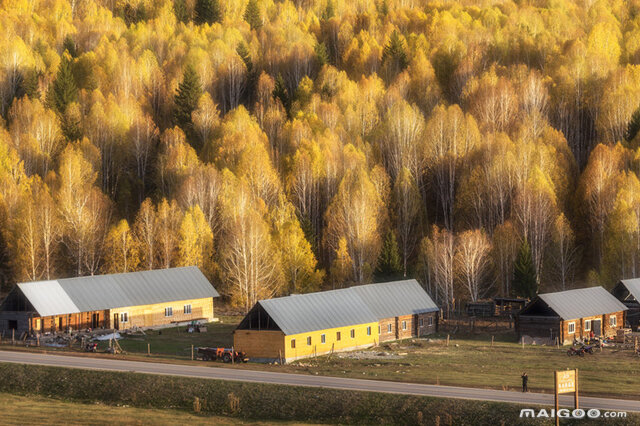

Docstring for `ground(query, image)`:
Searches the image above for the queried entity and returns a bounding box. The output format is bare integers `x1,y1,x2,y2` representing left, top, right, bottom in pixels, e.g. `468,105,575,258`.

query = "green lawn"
0,392,307,425
110,316,239,359
2,318,639,400
264,332,640,399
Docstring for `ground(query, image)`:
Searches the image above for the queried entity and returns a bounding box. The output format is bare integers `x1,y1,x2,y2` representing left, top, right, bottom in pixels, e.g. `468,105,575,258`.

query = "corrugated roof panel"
255,280,439,335
259,289,378,335
17,266,219,316
619,278,640,301
539,286,628,320
347,280,439,319
17,281,80,317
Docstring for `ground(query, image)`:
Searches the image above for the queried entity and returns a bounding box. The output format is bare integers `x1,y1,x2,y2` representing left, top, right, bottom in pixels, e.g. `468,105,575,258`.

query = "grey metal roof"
347,279,439,319
16,267,219,317
538,286,628,320
18,280,80,317
256,280,438,335
618,278,640,302
259,289,378,335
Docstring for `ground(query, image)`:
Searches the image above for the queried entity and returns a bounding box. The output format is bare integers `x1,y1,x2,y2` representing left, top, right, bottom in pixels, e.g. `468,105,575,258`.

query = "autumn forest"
1,0,640,312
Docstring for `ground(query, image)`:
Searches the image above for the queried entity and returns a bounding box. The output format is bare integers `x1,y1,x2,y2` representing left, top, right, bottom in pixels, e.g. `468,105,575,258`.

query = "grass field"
2,317,639,400
0,392,305,425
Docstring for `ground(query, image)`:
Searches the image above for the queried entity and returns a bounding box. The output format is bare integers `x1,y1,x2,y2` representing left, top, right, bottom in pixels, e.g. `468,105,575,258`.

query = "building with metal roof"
0,266,219,335
515,286,628,344
234,279,439,362
612,279,640,330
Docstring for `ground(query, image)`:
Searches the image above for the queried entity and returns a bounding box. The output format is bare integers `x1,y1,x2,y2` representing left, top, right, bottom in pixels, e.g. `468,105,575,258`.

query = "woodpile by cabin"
233,279,439,363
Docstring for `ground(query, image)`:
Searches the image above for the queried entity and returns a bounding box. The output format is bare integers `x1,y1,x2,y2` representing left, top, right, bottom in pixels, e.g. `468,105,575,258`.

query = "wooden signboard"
554,369,578,426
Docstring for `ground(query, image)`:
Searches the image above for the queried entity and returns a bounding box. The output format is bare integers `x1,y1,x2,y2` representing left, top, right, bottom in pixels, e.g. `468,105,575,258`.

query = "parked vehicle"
197,347,249,363
84,342,98,352
567,346,585,357
582,344,594,354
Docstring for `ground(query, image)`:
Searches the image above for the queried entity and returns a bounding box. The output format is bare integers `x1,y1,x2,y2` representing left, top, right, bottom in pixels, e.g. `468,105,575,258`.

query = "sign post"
554,369,578,426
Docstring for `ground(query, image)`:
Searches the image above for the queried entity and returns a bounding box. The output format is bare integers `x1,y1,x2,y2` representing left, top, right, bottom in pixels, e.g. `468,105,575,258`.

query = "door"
58,317,63,331
8,320,17,330
593,319,602,336
113,313,120,330
91,313,99,329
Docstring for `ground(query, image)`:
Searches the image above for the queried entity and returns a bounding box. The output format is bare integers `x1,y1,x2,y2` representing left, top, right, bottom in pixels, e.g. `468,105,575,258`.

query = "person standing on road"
521,372,528,392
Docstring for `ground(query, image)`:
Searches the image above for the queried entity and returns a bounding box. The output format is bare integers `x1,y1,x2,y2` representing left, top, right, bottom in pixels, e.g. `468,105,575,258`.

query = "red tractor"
197,347,249,363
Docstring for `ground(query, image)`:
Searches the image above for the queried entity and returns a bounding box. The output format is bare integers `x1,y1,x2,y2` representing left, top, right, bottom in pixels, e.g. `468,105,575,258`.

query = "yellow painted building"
0,266,219,335
234,280,439,363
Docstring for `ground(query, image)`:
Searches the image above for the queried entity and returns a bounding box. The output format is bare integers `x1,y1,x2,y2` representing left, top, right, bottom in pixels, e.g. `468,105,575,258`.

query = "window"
184,304,192,314
378,325,381,335
291,339,296,349
164,307,173,317
567,322,575,334
584,320,591,331
419,318,423,326
307,336,312,346
350,329,355,338
387,324,392,333
428,316,434,326
367,326,371,336
336,331,341,341
321,334,326,344
610,316,617,327
120,312,128,323
402,321,407,331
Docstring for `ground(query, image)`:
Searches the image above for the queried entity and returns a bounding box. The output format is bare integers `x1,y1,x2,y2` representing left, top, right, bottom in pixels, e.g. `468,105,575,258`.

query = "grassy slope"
0,393,294,425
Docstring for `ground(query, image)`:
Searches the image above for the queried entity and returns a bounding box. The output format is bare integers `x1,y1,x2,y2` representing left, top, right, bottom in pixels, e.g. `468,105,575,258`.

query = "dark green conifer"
48,54,78,114
173,65,203,135
244,0,262,31
512,239,538,299
195,0,222,25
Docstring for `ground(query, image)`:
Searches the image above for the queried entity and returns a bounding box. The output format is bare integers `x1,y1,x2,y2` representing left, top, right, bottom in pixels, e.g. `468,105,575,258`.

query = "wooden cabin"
234,279,439,362
612,279,640,331
0,267,219,336
515,287,628,344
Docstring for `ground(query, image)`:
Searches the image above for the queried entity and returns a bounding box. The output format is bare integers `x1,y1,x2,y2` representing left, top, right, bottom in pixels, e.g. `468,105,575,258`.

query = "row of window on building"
118,304,192,323
566,316,616,334
289,316,435,349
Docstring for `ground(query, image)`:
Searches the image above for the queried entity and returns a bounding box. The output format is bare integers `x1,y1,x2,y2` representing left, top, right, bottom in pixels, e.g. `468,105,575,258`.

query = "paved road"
1,350,638,412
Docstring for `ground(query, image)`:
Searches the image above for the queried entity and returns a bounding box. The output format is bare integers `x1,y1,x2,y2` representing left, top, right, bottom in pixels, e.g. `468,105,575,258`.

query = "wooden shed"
0,266,219,335
515,286,628,344
612,279,640,331
234,279,439,362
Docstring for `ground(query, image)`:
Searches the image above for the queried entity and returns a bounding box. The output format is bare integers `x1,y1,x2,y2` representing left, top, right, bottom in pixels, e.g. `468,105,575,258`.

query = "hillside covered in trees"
2,0,640,312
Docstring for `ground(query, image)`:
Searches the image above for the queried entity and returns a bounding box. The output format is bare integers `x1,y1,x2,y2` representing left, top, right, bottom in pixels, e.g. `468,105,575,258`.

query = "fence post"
231,346,234,364
191,344,194,361
522,337,525,349
147,343,150,356
12,329,15,345
446,334,449,347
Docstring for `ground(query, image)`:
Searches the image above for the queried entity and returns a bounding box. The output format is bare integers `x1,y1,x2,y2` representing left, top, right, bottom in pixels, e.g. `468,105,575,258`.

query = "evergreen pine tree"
382,30,409,79
63,36,77,58
17,69,39,99
174,0,189,23
195,0,222,25
273,73,291,116
377,231,402,279
48,54,78,114
626,106,640,143
314,42,329,67
322,0,335,20
244,0,262,31
236,42,253,74
173,64,203,137
512,239,538,299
